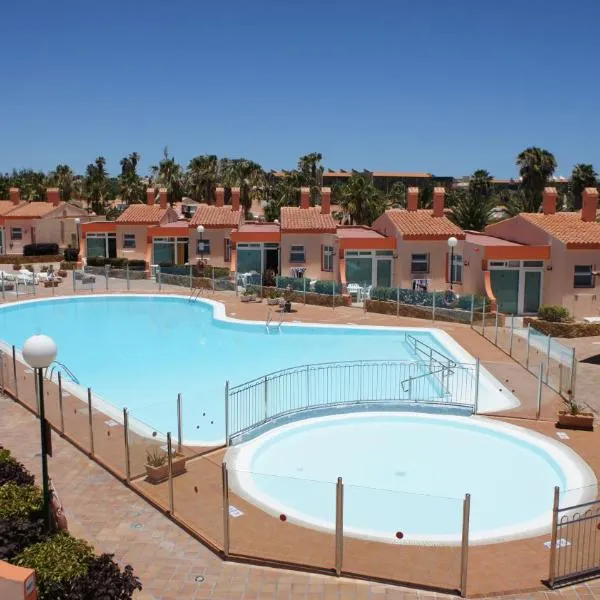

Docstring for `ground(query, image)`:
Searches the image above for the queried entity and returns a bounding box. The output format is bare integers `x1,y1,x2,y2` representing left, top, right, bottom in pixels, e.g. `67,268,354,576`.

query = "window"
449,254,463,283
224,238,232,262
290,245,305,263
411,253,429,274
123,233,136,249
11,228,22,241
574,265,594,288
523,260,543,268
197,239,211,255
322,245,334,271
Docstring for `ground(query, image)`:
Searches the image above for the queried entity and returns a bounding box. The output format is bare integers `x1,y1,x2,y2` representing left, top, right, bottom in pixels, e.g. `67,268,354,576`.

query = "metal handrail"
188,287,202,302
265,308,272,333
277,308,284,330
405,333,456,368
46,361,80,384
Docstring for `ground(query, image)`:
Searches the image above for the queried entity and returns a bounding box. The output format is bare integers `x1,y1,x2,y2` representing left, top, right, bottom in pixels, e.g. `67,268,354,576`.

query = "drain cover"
194,575,205,583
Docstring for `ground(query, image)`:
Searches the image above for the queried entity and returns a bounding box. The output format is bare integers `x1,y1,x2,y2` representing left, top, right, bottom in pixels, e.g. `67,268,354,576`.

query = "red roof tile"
383,209,465,240
189,204,242,228
3,201,62,218
0,201,23,216
116,205,171,224
520,213,600,247
280,207,336,232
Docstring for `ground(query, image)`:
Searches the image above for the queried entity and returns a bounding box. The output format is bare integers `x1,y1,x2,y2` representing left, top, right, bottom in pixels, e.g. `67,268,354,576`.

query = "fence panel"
89,391,127,477
548,339,575,398
60,384,92,453
227,467,336,571
342,484,464,593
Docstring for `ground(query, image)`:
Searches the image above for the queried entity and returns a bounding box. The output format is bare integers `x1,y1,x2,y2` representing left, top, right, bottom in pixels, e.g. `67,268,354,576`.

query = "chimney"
47,188,61,206
215,187,225,207
9,187,21,206
300,187,310,209
146,188,156,206
158,187,168,210
321,187,331,215
432,187,445,218
582,187,599,223
407,187,418,211
231,187,240,212
542,187,557,215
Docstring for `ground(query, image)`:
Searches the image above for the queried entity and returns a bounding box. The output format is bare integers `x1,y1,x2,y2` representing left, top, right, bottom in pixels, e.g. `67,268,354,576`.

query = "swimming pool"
0,295,518,444
228,412,596,544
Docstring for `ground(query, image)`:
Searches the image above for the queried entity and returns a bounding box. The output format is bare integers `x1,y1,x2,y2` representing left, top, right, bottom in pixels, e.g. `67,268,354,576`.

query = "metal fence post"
222,462,230,557
460,493,471,597
303,276,306,305
72,267,76,292
306,364,310,405
396,287,400,317
432,290,436,322
332,281,335,310
494,311,499,346
224,380,230,447
12,345,18,400
212,266,215,293
481,300,486,336
123,408,131,482
157,266,162,292
526,323,531,370
189,263,193,292
335,476,344,576
167,432,174,514
32,267,36,296
126,263,130,291
104,264,109,291
536,363,544,420
58,371,65,434
264,376,268,421
548,486,560,587
570,347,577,402
546,335,552,384
509,315,514,357
1,272,5,302
177,393,183,454
87,387,95,455
474,359,480,414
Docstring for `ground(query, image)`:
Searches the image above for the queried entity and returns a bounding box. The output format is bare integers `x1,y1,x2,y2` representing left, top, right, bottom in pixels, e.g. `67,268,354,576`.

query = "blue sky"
2,0,599,178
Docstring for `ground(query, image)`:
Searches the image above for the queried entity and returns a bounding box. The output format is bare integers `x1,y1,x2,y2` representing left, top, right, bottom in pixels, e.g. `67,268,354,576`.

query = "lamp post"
196,225,205,263
74,218,81,259
447,236,458,290
22,335,57,531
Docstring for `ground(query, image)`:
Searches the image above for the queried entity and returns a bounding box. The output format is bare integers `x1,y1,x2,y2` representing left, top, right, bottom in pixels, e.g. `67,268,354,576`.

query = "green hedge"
538,304,571,323
0,483,43,520
369,286,489,310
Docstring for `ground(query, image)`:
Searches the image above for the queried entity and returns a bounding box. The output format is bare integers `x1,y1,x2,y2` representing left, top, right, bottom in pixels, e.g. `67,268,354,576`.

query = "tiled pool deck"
1,280,599,599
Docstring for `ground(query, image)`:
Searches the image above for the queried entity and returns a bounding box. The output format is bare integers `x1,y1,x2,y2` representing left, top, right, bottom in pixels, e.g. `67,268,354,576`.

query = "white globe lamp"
22,335,57,369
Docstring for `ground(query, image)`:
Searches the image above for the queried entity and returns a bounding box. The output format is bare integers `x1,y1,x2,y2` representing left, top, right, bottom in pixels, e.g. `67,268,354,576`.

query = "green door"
523,271,542,313
376,259,392,288
490,270,519,314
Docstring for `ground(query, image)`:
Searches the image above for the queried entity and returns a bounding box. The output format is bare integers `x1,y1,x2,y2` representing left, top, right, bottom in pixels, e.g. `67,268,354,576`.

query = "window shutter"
445,252,450,283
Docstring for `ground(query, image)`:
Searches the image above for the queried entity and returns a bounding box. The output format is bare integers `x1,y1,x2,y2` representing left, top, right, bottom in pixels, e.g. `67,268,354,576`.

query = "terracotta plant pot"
145,454,187,484
557,411,594,431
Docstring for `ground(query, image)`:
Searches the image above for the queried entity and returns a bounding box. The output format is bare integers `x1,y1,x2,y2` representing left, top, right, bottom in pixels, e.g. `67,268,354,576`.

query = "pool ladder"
265,308,284,334
189,287,203,302
46,361,80,385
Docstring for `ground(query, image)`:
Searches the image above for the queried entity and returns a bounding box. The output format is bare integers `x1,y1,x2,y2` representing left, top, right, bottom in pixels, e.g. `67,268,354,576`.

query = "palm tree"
297,152,323,202
10,169,46,201
48,164,75,202
386,181,406,208
336,173,387,225
219,158,265,217
570,164,598,210
186,155,218,203
263,171,303,221
450,189,495,231
118,152,144,205
83,156,110,214
516,147,557,212
150,147,183,204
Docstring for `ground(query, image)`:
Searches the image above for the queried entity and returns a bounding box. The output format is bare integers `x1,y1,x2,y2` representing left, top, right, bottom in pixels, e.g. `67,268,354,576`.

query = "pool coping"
226,411,598,546
0,293,519,447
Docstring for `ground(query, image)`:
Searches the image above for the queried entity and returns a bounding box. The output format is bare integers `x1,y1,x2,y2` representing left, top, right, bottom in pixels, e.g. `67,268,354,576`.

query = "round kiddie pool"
0,295,519,445
228,412,596,544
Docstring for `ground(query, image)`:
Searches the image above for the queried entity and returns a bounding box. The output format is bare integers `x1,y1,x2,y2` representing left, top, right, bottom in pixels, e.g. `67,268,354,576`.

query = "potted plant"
12,262,21,271
241,290,256,303
557,399,594,431
145,448,187,484
283,287,292,313
266,288,281,305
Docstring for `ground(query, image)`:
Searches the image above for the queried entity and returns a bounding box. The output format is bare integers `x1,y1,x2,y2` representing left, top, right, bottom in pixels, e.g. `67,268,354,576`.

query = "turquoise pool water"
230,412,594,543
0,295,506,444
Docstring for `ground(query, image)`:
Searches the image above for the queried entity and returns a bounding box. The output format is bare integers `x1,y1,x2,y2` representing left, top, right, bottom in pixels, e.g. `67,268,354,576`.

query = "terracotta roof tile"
0,201,23,216
189,204,242,228
383,209,465,240
280,207,337,232
521,212,600,247
3,201,61,218
116,205,171,224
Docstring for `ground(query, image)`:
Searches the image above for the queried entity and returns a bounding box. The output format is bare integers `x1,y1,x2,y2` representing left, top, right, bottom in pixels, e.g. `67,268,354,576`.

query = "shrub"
23,243,59,256
0,455,35,487
107,257,128,269
59,261,78,270
538,304,571,323
63,247,79,262
127,259,147,271
275,275,305,291
0,518,47,560
86,256,106,267
14,533,95,595
0,483,43,519
313,279,342,295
